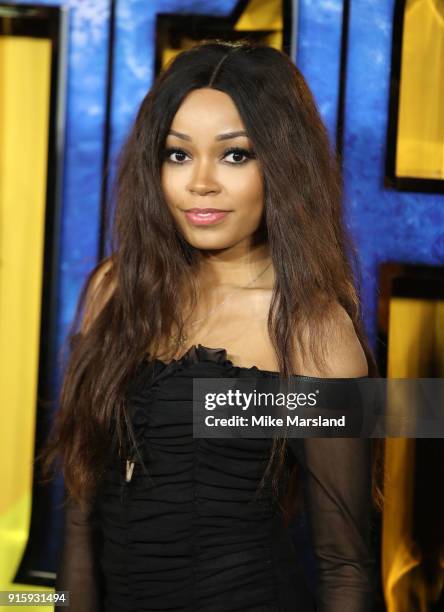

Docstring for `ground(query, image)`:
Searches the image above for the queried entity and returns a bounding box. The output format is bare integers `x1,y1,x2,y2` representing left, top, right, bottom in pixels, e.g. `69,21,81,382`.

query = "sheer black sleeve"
55,494,104,611
287,436,375,612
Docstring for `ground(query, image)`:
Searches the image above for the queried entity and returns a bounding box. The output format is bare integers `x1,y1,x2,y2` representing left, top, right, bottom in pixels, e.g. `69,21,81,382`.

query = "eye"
163,147,190,164
162,146,256,165
223,147,255,164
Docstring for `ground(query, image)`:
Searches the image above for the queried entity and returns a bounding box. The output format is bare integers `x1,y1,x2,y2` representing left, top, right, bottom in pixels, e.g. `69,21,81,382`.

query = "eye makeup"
163,146,256,165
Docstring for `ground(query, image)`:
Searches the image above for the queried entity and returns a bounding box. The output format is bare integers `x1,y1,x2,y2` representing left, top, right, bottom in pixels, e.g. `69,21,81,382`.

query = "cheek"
161,168,177,205
230,169,264,216
161,169,187,220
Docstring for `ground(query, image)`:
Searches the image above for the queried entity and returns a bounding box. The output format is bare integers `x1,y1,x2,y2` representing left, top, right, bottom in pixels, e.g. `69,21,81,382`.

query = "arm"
289,436,374,612
55,496,104,612
56,259,114,609
288,303,375,611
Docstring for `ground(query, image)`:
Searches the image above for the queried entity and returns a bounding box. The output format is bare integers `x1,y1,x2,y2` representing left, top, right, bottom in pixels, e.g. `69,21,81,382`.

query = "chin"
186,238,234,252
181,230,239,251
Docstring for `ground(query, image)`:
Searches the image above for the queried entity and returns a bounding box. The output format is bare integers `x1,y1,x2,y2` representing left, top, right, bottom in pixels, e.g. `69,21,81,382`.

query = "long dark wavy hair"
40,40,384,516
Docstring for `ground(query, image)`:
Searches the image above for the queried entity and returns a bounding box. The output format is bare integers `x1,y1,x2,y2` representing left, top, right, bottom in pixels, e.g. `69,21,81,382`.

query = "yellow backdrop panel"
160,0,283,73
396,0,444,179
382,296,444,612
0,34,52,605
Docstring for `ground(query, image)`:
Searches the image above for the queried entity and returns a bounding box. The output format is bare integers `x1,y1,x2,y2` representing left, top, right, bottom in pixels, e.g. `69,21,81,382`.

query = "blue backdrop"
13,0,444,364
10,0,443,580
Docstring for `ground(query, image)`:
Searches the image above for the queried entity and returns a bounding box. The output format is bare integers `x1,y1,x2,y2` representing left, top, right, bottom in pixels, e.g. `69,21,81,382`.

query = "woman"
43,40,383,611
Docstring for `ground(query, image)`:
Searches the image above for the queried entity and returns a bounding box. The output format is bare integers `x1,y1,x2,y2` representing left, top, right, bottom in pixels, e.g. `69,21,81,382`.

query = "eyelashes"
162,146,256,165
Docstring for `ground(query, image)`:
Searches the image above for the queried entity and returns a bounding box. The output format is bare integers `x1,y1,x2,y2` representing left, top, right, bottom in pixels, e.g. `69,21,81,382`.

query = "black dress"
55,344,375,612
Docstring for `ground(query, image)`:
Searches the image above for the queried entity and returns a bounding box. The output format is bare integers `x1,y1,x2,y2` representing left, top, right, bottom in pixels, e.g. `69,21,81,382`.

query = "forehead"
169,88,245,134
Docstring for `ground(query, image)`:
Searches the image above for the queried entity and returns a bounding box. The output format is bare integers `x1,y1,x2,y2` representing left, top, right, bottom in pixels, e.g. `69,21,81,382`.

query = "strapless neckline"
142,343,370,380
144,343,282,377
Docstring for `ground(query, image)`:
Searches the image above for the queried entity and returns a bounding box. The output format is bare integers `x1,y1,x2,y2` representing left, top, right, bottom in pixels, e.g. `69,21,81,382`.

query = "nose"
187,159,220,196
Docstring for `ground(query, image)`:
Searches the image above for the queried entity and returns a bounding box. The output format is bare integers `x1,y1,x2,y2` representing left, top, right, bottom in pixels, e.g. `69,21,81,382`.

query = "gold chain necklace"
169,261,272,347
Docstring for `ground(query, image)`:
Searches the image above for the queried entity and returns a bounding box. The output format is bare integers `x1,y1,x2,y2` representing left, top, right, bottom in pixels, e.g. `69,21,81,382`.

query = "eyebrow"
168,129,248,141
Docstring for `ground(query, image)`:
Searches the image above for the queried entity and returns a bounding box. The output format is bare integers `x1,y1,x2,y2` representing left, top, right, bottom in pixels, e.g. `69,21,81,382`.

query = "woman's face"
161,88,264,251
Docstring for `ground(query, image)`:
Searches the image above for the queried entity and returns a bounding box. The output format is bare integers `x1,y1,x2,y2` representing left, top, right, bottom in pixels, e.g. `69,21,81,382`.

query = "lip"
182,208,232,226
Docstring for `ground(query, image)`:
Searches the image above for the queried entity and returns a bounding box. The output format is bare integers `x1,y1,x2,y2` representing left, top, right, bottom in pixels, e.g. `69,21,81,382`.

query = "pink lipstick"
183,208,231,226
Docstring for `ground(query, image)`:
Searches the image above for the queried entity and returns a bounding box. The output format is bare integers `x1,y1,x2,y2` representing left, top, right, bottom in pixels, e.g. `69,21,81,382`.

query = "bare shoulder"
324,301,368,377
80,256,116,334
296,300,368,378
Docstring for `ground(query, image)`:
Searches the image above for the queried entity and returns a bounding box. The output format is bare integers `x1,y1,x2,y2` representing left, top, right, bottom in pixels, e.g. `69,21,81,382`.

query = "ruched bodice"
56,345,375,612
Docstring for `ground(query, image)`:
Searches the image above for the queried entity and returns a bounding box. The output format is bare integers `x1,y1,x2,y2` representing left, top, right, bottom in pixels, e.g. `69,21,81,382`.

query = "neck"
196,239,273,290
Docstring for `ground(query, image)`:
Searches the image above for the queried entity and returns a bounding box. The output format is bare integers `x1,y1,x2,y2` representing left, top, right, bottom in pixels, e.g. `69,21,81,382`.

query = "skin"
160,88,278,368
161,88,274,285
158,87,367,377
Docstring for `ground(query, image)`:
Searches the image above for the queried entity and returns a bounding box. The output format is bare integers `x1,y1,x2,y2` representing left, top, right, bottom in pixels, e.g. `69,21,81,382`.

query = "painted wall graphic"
0,2,67,603
1,0,443,609
0,21,51,590
342,0,444,350
378,264,444,611
385,0,444,193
